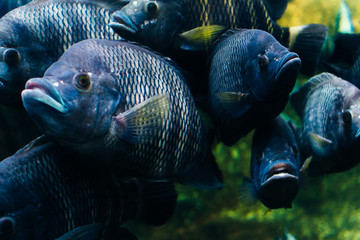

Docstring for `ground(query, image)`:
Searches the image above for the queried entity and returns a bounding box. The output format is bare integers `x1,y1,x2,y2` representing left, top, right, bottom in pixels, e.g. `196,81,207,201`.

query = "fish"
241,116,303,209
208,29,301,145
0,0,31,17
22,38,223,189
0,0,125,108
0,135,178,240
290,72,360,176
110,0,328,75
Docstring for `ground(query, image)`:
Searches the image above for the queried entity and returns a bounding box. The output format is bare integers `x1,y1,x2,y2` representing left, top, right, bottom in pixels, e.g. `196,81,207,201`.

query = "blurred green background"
124,0,360,239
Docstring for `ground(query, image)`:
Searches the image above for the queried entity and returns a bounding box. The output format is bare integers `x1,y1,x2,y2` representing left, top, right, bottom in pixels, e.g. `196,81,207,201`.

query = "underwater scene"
0,0,359,239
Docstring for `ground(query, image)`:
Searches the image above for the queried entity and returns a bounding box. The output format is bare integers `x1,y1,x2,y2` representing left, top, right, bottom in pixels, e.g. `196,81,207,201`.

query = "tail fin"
132,178,177,226
289,24,328,76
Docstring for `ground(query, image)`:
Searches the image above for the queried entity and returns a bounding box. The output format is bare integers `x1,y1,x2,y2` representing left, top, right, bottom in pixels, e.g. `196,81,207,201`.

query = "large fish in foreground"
208,29,300,145
110,0,327,75
241,116,303,209
0,0,124,108
0,136,177,240
22,39,223,189
290,73,360,176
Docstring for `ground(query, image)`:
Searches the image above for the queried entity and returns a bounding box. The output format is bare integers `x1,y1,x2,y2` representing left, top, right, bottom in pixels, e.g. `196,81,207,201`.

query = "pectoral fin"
216,92,252,117
114,94,170,144
178,25,226,51
55,223,102,240
309,132,333,156
239,177,258,205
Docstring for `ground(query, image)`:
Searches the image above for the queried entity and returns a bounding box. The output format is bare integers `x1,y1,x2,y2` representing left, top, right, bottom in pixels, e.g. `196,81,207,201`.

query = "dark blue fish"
241,116,303,209
208,29,300,145
0,0,125,108
110,0,327,75
22,39,223,189
290,73,360,176
0,136,177,240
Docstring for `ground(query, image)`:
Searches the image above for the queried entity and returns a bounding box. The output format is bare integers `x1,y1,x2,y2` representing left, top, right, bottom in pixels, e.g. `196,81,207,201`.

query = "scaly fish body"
0,136,177,240
0,0,123,107
208,29,300,145
22,39,223,189
290,73,360,176
243,116,302,209
111,0,327,75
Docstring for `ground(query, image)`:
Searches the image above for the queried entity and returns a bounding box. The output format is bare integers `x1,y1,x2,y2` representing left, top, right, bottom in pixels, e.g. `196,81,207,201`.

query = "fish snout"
275,52,301,92
110,11,138,35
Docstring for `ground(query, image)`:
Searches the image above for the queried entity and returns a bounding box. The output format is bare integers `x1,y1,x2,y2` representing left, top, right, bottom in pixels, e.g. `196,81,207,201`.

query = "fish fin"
133,179,177,226
239,177,258,205
55,223,102,240
290,72,338,118
289,24,328,75
177,25,227,51
216,92,252,117
263,0,288,20
300,156,312,174
308,132,333,156
176,154,223,189
114,94,170,144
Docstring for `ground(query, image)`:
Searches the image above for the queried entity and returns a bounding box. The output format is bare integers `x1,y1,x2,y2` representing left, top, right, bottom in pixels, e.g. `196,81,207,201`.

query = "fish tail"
131,178,178,226
289,24,328,75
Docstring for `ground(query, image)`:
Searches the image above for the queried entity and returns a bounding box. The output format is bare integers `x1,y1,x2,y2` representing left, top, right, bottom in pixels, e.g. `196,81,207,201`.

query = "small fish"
290,72,360,176
0,0,31,17
22,39,223,189
0,136,177,240
0,0,125,108
208,29,301,145
110,0,328,75
240,116,302,209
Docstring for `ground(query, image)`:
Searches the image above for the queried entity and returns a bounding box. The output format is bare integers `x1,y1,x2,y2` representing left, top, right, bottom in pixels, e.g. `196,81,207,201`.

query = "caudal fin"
289,24,328,75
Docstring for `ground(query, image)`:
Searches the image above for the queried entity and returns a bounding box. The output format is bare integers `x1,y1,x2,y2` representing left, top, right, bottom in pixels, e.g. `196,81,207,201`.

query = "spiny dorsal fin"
263,0,289,20
290,73,340,118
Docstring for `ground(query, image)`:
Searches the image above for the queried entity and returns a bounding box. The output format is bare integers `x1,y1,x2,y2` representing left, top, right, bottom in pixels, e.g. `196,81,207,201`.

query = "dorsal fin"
290,73,339,118
263,0,289,20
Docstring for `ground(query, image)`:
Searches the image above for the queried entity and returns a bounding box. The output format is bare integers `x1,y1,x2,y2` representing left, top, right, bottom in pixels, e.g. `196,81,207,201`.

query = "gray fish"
241,116,302,209
110,0,328,75
0,0,124,108
290,72,360,176
0,136,177,240
208,29,301,145
22,39,223,189
0,0,31,17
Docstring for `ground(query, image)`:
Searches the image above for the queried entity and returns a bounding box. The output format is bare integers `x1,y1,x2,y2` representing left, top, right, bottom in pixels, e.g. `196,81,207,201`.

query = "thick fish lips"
22,78,68,114
110,11,138,36
275,52,301,94
259,162,299,209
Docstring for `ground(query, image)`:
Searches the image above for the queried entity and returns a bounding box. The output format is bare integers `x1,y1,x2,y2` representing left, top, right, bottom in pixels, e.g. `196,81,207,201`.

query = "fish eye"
257,55,269,69
0,216,15,237
146,1,158,15
74,73,91,90
3,48,20,66
342,111,352,124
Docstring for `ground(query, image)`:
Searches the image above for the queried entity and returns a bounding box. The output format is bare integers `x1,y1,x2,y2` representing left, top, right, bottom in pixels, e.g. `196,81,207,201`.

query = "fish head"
110,0,184,51
0,27,54,108
244,30,301,102
21,46,122,145
252,137,300,209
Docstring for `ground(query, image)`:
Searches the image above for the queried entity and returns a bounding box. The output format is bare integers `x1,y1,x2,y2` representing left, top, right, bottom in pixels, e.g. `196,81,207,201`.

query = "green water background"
125,0,360,239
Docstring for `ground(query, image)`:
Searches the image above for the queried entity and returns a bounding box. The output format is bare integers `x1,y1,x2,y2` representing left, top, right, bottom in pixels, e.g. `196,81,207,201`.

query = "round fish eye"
146,1,158,15
74,73,91,90
3,48,20,66
342,111,352,124
0,216,15,237
257,54,269,69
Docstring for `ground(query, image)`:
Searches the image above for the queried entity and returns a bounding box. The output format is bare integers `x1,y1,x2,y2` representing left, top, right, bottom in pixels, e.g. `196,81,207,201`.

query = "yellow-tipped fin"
216,92,252,118
178,25,227,51
309,132,333,156
300,156,312,174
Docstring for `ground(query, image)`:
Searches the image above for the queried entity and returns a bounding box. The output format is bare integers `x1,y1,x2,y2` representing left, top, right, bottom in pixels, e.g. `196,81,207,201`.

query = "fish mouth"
275,52,301,82
110,11,138,35
22,78,68,114
262,162,298,187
